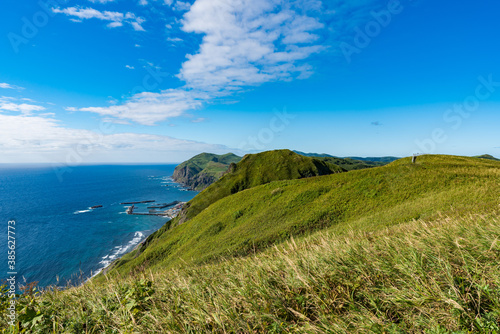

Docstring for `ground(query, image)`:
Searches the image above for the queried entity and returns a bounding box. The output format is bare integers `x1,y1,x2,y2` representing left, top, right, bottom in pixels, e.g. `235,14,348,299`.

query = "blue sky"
1,0,499,163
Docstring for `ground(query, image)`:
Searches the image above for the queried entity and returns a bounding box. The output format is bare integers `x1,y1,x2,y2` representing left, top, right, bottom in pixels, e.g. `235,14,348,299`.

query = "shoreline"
86,194,190,284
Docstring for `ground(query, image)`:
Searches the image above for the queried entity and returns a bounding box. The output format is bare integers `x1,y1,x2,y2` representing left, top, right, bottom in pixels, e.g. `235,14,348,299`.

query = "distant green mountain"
292,150,335,158
348,156,400,163
474,154,500,161
293,150,399,170
172,152,242,191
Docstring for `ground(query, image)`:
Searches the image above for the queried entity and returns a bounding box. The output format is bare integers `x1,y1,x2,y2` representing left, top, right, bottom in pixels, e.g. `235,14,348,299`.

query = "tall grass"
2,213,500,333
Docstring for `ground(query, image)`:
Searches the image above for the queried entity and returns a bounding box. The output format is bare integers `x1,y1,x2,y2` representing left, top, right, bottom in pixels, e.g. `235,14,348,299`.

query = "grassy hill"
172,152,242,191
108,154,500,277
293,150,399,170
4,154,500,333
173,150,344,224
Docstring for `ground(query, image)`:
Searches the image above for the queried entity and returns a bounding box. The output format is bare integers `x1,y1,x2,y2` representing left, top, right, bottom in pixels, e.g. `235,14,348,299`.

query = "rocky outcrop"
172,153,242,191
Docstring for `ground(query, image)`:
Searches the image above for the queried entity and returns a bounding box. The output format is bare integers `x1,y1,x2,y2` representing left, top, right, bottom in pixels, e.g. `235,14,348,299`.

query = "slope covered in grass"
175,149,344,224
172,152,242,190
109,154,500,276
4,214,500,333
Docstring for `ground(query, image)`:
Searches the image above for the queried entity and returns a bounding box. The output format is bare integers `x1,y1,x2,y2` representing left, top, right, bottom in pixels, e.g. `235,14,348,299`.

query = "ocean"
0,164,197,288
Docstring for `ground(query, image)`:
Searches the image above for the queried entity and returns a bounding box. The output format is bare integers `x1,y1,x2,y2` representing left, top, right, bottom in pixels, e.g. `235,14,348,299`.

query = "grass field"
2,213,499,333
1,153,499,333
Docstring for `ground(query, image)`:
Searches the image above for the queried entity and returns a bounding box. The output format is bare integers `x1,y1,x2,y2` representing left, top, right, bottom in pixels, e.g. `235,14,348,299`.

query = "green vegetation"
174,149,344,224
474,154,500,161
293,150,399,170
109,154,499,278
3,214,500,332
348,156,400,163
172,152,242,191
316,156,383,171
2,153,499,333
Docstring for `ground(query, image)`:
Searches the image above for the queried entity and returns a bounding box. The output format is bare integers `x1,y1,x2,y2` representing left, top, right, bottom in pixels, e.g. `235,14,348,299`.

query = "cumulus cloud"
82,0,325,125
52,6,146,31
125,65,135,69
0,113,236,163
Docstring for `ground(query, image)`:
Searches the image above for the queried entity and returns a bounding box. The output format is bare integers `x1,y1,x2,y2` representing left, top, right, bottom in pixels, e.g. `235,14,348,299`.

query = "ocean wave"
91,231,146,278
74,208,92,214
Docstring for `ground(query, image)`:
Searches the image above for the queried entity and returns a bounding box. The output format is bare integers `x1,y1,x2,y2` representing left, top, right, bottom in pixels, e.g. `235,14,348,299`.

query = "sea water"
0,164,197,287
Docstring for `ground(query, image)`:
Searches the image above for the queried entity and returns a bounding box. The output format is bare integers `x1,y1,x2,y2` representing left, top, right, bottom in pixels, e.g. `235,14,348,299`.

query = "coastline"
87,188,191,283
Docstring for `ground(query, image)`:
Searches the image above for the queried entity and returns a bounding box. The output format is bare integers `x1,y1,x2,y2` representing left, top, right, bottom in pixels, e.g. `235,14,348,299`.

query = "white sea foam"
74,208,92,214
91,231,146,278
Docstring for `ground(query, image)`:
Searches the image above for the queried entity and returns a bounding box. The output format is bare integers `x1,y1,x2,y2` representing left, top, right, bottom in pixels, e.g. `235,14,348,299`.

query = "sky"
1,0,499,163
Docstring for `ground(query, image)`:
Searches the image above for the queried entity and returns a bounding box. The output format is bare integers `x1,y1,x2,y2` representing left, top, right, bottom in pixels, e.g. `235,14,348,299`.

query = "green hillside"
172,152,241,190
5,154,500,333
174,149,344,224
108,154,500,277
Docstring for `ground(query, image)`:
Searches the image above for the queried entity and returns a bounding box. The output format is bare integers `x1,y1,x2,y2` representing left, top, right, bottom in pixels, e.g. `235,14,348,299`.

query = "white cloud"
80,0,324,125
65,107,78,112
80,90,204,126
125,65,135,69
166,37,183,42
139,0,148,5
130,17,146,31
0,99,46,115
89,0,117,3
107,21,123,28
173,1,191,11
0,83,24,90
191,117,207,123
0,113,236,163
164,0,174,6
52,7,146,31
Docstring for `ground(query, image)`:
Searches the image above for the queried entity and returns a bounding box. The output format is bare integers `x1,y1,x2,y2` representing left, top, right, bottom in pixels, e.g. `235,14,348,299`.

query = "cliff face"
172,153,242,191
172,165,201,187
173,167,218,191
